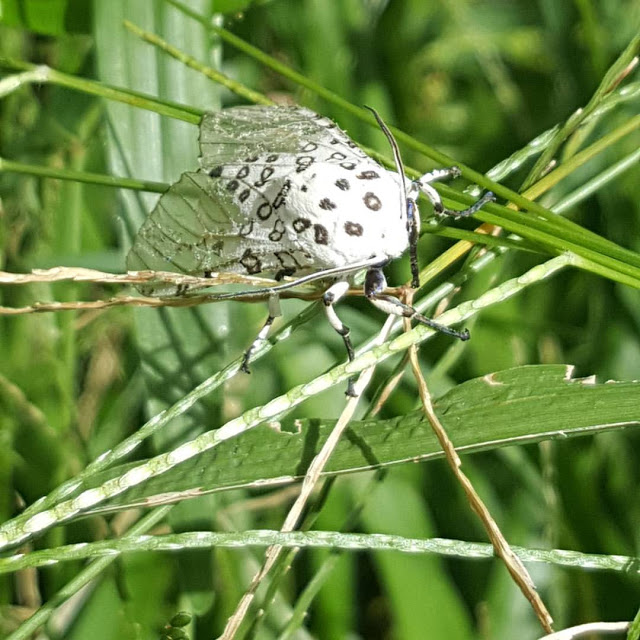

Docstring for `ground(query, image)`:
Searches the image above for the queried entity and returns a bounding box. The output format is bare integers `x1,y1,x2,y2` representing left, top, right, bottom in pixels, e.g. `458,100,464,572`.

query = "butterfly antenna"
365,106,420,288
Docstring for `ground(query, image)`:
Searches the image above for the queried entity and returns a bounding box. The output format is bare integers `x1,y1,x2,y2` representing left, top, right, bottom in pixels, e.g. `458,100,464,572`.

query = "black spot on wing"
293,218,312,232
356,170,380,180
269,219,285,242
239,220,254,237
314,224,329,245
256,202,273,220
275,267,296,280
364,192,382,211
254,166,275,187
319,198,337,210
275,251,302,270
273,179,291,209
344,222,363,236
296,156,315,173
240,249,262,274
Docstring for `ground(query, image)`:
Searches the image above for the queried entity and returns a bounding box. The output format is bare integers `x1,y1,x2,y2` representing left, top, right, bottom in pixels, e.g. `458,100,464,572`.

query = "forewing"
126,171,286,296
198,105,368,170
129,106,382,296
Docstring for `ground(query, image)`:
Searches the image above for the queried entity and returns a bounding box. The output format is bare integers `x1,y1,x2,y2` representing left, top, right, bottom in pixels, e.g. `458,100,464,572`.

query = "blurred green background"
1,1,639,638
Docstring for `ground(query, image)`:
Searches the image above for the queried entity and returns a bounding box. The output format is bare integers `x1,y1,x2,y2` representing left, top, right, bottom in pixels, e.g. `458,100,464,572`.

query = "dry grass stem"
403,293,554,635
219,315,395,639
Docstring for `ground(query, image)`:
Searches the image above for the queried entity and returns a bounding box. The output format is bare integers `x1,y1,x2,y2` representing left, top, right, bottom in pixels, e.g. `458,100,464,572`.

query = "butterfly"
127,105,494,395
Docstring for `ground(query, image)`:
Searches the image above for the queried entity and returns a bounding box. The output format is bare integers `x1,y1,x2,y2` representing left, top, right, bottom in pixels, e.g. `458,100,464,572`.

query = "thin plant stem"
5,507,173,640
0,57,201,123
405,294,554,634
0,254,574,552
123,20,273,107
0,156,168,193
126,10,631,261
3,529,638,578
218,316,395,640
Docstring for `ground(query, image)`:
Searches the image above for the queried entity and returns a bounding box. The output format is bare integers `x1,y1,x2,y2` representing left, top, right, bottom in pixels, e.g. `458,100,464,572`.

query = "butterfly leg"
241,293,282,374
323,281,358,397
364,268,470,340
415,167,496,218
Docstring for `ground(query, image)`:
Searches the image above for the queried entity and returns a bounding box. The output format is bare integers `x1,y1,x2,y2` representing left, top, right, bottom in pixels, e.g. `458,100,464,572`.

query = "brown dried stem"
404,292,554,635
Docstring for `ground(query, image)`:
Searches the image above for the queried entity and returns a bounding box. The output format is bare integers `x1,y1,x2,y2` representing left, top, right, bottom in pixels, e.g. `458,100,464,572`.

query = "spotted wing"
126,171,311,296
198,105,369,170
129,106,379,296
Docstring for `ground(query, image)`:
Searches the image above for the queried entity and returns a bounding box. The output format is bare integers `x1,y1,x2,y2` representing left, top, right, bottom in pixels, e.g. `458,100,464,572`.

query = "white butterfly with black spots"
127,105,494,395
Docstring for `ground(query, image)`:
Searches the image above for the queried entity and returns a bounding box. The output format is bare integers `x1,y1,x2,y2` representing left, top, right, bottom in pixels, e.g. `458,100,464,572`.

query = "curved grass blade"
40,365,640,515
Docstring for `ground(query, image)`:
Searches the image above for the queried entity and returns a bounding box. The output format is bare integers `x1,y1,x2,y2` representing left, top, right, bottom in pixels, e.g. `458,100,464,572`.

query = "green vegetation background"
1,1,639,639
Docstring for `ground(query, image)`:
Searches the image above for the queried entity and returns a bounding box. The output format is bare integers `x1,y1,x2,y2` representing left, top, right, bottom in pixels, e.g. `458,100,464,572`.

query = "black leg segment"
415,167,496,218
364,267,469,341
